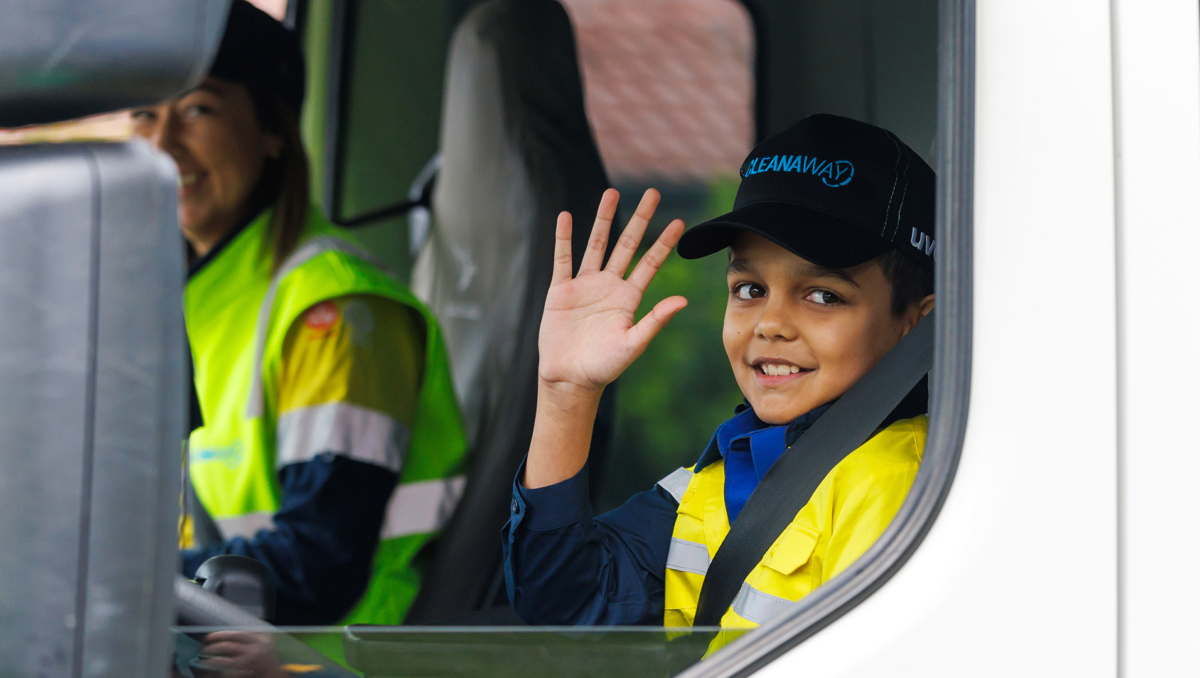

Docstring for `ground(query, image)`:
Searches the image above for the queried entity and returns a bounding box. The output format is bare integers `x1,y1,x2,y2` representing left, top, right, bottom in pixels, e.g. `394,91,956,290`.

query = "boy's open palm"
539,188,688,395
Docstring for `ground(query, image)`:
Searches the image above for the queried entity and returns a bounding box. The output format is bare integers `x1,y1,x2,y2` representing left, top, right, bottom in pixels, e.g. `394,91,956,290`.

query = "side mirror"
194,555,276,623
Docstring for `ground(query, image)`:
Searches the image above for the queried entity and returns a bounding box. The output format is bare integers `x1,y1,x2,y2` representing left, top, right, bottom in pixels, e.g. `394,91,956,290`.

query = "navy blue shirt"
502,404,831,626
181,456,396,625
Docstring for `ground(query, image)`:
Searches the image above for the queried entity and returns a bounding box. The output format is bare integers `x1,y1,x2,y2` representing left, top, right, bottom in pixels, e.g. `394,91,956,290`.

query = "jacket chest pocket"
733,523,821,624
763,523,819,576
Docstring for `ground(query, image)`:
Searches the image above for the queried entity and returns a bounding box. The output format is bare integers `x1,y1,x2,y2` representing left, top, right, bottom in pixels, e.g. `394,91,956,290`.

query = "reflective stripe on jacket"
186,207,468,624
663,415,926,629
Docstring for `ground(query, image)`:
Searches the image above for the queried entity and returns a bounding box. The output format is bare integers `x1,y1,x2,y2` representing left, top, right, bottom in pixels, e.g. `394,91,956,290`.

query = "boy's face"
723,233,932,425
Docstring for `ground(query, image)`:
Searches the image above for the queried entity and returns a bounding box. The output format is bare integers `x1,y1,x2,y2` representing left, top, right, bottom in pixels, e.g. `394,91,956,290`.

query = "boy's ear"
918,293,935,318
900,294,936,337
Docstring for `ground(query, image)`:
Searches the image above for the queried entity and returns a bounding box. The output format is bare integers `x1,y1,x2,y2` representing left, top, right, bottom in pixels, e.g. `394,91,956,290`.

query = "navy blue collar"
694,375,931,474
693,402,834,474
698,403,833,524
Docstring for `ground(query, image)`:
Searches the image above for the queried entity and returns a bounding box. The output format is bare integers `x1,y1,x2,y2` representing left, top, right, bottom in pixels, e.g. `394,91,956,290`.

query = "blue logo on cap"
743,155,854,187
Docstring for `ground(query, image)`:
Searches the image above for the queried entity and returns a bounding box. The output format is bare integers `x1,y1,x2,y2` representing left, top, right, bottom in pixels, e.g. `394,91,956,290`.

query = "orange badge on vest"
303,300,340,332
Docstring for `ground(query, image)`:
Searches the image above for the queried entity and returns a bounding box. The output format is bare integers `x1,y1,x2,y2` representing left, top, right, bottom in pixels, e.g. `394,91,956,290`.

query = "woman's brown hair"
251,94,309,273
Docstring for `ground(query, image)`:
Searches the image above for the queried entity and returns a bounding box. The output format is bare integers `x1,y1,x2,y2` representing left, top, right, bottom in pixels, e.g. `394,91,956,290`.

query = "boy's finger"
626,219,684,293
604,188,660,276
578,188,619,274
551,211,574,285
629,295,688,353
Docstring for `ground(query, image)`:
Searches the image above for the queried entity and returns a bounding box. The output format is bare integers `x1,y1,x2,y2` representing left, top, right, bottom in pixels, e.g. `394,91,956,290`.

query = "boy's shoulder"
688,413,926,482
829,414,927,489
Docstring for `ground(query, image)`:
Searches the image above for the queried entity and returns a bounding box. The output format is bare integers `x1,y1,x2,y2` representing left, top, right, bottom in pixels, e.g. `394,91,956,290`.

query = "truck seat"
404,0,613,623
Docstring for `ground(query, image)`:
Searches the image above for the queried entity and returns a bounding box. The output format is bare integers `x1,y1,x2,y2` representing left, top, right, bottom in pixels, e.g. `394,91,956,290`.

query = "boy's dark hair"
877,249,934,317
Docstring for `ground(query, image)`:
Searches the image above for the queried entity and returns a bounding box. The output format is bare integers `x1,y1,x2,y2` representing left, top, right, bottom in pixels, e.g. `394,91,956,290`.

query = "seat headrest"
403,0,612,621
0,0,230,127
417,0,609,444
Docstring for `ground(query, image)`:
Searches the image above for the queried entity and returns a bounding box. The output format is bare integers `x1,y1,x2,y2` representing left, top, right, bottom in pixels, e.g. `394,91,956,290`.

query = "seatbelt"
692,311,935,627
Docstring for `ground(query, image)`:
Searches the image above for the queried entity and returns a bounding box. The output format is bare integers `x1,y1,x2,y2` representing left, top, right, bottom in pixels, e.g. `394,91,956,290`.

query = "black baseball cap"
207,0,306,118
677,114,936,272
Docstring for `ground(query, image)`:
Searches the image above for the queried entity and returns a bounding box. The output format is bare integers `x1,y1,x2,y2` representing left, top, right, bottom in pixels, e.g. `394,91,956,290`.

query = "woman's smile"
178,170,207,197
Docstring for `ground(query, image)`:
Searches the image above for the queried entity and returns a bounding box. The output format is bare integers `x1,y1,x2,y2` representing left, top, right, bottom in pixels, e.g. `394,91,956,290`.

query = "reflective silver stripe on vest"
276,401,409,472
246,236,388,419
730,581,795,625
656,467,693,504
666,537,710,575
215,511,276,540
380,475,467,539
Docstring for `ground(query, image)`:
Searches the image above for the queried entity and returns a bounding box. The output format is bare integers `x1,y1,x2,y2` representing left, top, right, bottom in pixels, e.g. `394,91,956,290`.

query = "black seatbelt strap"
692,311,935,627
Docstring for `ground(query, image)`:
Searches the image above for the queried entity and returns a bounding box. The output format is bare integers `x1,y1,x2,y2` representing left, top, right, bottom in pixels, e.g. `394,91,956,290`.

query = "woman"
132,0,467,626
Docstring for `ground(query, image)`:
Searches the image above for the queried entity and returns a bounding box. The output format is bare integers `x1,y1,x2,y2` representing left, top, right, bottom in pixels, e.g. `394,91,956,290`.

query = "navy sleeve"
502,459,679,626
181,455,396,625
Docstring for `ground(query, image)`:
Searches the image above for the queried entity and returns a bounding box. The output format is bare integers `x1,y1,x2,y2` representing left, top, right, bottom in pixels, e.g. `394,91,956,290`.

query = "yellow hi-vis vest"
661,415,926,630
185,207,468,625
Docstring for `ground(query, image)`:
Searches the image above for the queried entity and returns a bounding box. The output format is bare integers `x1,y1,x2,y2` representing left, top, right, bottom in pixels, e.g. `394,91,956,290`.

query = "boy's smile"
723,233,930,425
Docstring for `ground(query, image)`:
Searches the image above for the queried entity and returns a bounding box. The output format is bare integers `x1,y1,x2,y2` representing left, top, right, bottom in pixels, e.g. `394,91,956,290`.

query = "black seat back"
405,0,611,623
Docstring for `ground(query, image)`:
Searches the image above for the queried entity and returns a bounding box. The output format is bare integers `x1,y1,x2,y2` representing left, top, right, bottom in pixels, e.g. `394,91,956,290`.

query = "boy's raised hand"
538,188,688,398
526,188,686,488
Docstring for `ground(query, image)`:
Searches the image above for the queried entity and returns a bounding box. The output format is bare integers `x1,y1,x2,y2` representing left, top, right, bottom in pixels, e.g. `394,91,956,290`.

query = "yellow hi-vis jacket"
185,207,467,625
662,415,926,628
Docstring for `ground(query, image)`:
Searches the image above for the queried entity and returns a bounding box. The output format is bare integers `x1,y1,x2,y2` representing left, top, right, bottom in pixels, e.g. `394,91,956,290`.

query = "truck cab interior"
0,0,973,676
300,0,943,628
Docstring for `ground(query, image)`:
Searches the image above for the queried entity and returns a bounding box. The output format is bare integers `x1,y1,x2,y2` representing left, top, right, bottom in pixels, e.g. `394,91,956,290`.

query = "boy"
502,114,936,628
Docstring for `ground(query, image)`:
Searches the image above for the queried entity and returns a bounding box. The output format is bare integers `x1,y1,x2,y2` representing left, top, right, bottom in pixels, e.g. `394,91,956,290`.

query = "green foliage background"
595,178,746,512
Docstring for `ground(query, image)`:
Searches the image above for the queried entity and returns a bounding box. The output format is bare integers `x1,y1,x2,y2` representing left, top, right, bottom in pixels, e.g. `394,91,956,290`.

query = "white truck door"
1111,0,1200,675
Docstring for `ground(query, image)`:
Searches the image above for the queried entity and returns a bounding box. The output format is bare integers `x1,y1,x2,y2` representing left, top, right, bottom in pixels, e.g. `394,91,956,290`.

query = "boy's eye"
806,290,841,305
733,282,766,300
130,109,156,123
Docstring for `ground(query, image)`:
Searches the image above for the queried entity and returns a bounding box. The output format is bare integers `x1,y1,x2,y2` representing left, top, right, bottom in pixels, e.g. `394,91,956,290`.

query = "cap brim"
676,201,891,268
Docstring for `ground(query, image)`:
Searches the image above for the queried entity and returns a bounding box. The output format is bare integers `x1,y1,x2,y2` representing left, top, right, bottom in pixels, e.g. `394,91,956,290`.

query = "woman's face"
131,77,282,256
